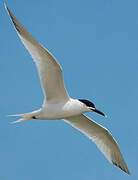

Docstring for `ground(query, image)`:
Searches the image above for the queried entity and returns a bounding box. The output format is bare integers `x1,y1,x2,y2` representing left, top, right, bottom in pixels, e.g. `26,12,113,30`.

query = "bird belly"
38,99,86,120
38,108,82,120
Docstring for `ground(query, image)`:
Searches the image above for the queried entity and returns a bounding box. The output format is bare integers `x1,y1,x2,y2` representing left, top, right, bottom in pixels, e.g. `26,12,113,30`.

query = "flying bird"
5,4,130,174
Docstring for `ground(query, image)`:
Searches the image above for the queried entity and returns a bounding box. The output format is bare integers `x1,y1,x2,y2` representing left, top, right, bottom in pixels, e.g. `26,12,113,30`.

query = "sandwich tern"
5,4,130,174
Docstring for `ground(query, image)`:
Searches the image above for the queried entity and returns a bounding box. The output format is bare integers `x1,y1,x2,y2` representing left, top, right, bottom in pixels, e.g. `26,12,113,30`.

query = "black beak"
92,108,107,117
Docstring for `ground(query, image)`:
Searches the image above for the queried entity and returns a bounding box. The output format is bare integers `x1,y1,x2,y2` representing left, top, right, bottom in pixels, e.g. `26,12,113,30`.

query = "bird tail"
8,111,37,124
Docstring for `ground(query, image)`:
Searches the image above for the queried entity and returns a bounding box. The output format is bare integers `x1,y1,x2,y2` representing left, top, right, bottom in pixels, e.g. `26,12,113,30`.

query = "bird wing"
64,114,130,174
5,5,69,105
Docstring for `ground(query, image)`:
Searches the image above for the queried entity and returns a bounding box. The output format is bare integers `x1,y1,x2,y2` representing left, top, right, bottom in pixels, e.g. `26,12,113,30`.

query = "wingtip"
4,3,12,17
4,4,23,34
4,2,9,12
4,2,7,9
123,168,131,175
125,167,131,175
112,161,131,175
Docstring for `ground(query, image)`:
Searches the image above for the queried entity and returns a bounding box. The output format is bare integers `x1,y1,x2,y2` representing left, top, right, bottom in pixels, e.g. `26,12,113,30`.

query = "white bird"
5,4,130,174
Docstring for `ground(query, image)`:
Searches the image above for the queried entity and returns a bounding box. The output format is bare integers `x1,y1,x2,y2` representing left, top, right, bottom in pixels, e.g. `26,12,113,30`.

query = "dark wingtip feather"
5,3,22,33
112,161,131,175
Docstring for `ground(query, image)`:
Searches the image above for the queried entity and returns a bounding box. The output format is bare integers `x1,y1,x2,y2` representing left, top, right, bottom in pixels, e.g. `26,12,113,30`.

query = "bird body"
5,4,130,174
31,99,91,120
40,99,91,119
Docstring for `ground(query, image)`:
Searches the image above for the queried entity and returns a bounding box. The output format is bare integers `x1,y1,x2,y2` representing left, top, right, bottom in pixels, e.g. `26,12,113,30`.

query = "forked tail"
8,111,39,124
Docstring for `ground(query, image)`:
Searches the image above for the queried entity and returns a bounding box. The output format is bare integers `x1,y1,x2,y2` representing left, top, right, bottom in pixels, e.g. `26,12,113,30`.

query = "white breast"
38,99,89,120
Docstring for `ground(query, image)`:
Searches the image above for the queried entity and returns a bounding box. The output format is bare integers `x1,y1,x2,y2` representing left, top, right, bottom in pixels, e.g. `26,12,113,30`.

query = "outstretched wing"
5,5,69,105
64,114,130,174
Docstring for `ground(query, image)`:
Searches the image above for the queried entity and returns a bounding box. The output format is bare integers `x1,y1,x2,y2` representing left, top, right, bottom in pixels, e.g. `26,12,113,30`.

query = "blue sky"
0,0,138,179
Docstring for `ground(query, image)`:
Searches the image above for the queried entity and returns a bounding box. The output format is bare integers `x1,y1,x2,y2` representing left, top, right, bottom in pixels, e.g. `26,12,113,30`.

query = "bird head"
78,99,107,117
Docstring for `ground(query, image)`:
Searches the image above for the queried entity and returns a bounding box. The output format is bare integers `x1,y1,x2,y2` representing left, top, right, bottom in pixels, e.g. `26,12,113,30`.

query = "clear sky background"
0,0,138,179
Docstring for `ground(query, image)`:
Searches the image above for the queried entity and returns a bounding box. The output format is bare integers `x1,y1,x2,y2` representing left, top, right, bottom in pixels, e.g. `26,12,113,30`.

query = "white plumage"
5,4,130,175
